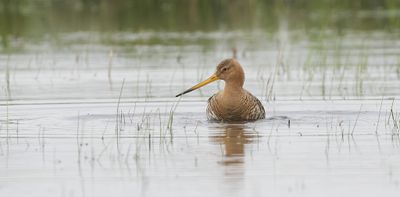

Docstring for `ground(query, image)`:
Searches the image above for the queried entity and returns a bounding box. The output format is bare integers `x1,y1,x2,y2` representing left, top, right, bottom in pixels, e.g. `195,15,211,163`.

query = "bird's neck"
223,80,244,97
221,66,245,101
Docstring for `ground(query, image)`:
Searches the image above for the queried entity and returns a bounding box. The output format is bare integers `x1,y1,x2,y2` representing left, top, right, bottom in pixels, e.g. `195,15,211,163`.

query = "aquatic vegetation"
388,99,400,134
0,1,399,197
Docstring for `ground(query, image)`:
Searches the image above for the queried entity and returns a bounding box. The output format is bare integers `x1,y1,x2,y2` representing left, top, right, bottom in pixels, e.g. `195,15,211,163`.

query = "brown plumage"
176,58,265,122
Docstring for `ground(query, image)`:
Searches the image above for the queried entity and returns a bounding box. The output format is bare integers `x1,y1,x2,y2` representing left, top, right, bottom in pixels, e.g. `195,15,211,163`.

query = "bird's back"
206,90,265,121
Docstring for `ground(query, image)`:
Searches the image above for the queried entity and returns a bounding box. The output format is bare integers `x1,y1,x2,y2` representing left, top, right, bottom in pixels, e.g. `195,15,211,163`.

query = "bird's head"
176,58,245,97
215,58,245,83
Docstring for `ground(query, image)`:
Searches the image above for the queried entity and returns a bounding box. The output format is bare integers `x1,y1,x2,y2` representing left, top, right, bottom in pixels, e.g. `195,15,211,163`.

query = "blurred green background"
1,0,399,49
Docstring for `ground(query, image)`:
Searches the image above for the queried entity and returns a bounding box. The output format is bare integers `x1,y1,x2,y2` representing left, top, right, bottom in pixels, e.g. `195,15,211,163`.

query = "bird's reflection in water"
210,124,255,166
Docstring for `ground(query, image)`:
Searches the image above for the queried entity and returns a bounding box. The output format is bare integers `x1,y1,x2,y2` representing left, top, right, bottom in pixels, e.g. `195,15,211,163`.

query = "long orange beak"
175,74,219,97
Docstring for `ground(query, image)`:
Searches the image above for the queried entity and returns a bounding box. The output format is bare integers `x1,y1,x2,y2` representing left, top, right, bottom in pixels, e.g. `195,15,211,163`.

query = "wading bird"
176,58,265,121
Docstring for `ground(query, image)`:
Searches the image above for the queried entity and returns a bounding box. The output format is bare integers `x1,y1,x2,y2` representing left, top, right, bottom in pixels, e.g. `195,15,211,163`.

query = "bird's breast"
207,92,247,121
206,90,265,121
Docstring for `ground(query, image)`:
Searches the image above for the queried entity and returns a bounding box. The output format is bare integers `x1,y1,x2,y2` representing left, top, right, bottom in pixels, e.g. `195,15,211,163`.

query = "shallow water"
1,97,400,197
1,4,400,196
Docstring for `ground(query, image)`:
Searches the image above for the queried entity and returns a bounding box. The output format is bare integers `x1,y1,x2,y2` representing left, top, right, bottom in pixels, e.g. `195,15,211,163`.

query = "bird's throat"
223,80,243,95
221,81,244,107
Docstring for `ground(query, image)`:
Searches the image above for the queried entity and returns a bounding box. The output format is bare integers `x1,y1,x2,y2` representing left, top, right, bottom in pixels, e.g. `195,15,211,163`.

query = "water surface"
1,1,400,197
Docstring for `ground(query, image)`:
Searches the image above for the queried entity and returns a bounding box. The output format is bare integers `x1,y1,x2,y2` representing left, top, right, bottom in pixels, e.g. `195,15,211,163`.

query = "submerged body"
207,89,265,121
176,58,265,121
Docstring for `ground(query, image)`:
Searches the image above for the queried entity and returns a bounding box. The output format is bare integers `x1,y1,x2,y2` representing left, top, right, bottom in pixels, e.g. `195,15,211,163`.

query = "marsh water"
1,1,400,197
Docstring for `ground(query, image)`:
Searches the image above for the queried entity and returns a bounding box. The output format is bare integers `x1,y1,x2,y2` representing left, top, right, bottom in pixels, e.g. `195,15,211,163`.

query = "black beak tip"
175,89,192,97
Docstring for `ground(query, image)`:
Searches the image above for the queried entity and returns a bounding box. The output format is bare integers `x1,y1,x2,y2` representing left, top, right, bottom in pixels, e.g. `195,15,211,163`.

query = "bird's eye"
222,67,228,72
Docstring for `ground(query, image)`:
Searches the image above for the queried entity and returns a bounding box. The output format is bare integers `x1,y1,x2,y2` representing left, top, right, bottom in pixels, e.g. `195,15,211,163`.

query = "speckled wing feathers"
241,90,265,120
206,91,265,121
206,94,221,120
